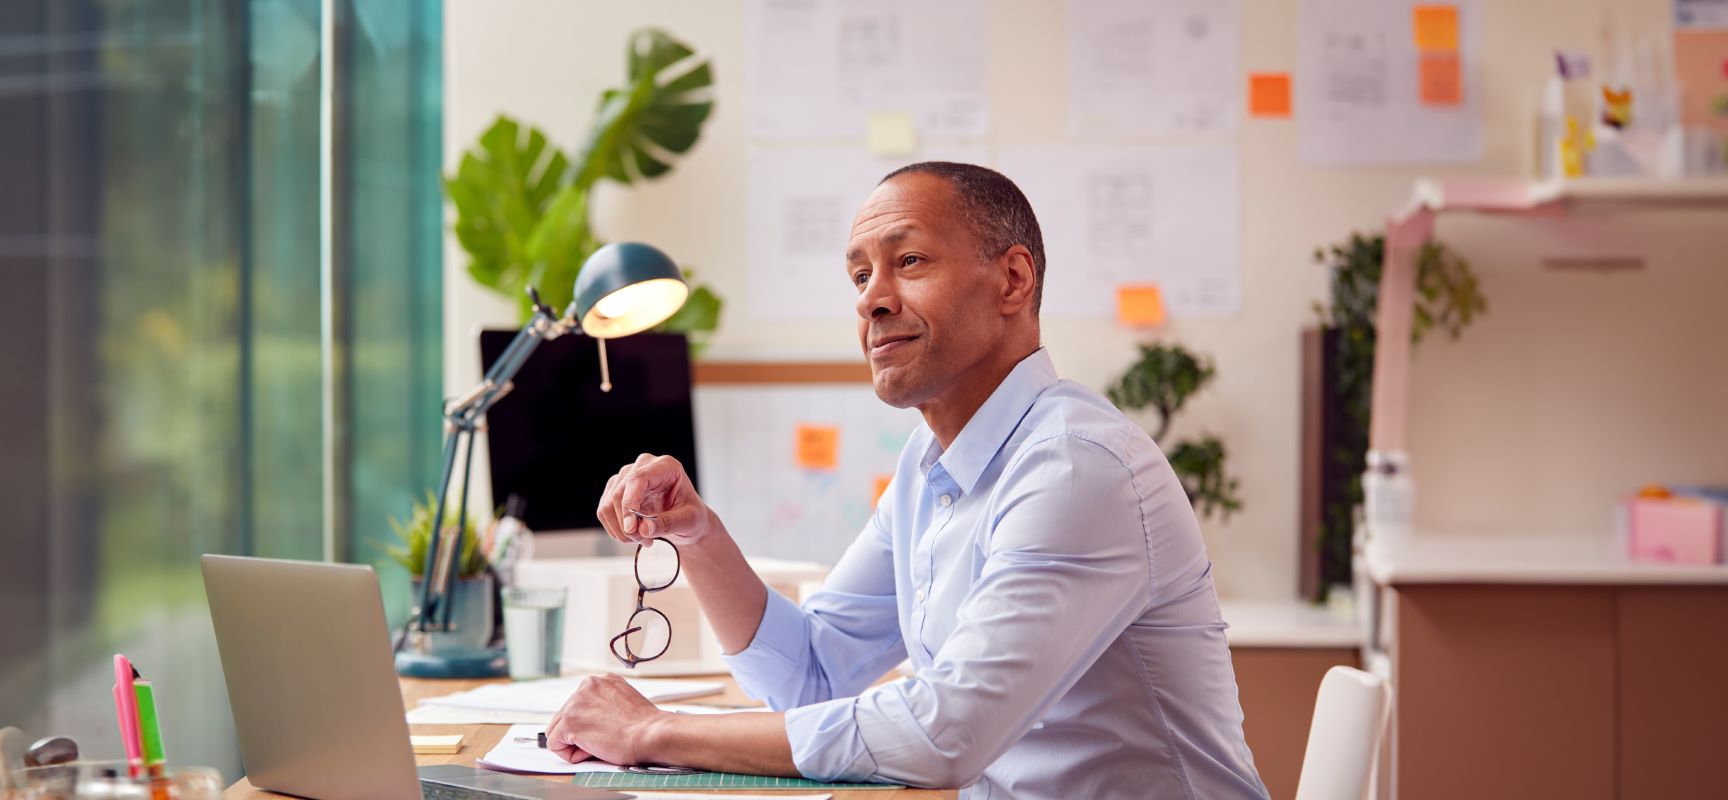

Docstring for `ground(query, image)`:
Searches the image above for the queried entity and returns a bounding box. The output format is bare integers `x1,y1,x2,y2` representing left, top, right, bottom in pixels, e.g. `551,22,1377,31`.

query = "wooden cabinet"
1389,585,1728,800
1231,646,1360,800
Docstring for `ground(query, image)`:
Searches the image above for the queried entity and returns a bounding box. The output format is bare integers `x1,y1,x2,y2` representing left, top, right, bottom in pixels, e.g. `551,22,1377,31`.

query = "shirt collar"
920,347,1058,495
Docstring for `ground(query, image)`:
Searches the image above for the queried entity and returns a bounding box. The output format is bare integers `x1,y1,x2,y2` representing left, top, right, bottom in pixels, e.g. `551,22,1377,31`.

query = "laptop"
202,555,624,800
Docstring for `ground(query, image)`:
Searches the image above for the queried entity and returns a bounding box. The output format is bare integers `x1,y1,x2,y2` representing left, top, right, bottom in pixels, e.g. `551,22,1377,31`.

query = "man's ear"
998,245,1037,316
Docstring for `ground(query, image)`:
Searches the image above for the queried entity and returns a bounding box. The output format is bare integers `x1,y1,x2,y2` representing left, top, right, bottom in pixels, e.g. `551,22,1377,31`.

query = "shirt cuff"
721,588,810,706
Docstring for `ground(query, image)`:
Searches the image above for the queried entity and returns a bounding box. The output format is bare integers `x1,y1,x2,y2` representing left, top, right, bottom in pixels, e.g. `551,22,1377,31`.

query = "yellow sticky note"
866,111,917,156
1419,51,1462,106
795,424,840,471
872,474,893,509
1412,5,1459,52
1248,73,1293,118
1116,285,1166,327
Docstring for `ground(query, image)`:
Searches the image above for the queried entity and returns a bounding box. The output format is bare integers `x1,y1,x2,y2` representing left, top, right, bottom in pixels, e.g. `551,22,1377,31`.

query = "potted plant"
1304,231,1486,599
388,493,494,653
445,28,723,352
1106,343,1244,522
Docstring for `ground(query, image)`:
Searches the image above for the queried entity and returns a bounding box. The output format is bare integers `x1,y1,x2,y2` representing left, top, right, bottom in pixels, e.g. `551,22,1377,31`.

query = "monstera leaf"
571,28,714,191
445,118,571,311
444,28,722,333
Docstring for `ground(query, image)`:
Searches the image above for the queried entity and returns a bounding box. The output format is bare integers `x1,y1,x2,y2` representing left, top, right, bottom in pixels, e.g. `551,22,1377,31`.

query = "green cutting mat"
570,770,902,790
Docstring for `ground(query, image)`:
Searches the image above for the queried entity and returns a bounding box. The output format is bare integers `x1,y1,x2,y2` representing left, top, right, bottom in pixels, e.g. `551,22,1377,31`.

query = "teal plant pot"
395,574,507,678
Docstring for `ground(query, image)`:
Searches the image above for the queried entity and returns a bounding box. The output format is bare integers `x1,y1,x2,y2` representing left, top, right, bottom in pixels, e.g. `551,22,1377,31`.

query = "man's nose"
856,269,900,320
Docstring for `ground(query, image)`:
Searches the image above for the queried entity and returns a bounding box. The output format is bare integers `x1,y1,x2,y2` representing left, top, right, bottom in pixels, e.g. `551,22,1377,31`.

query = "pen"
512,732,548,748
112,655,143,778
132,665,167,777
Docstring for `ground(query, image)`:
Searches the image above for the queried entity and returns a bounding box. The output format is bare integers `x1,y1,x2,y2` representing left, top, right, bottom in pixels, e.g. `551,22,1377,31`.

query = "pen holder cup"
7,761,222,799
409,574,496,654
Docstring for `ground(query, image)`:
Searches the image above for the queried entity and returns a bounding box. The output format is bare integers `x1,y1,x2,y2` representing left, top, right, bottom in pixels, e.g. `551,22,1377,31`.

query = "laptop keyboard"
421,778,534,800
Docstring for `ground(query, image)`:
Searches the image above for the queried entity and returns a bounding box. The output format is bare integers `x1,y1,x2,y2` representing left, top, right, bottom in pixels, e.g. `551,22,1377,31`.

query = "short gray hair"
880,161,1046,313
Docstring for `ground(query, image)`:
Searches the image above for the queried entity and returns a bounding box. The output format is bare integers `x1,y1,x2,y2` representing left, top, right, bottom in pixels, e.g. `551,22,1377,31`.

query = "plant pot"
395,574,506,678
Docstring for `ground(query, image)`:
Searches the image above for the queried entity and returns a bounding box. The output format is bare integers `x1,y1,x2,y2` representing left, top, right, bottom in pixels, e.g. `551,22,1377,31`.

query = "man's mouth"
869,334,919,358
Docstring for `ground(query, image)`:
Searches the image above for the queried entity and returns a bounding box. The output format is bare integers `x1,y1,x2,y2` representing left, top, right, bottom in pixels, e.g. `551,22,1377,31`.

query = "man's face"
847,173,1003,409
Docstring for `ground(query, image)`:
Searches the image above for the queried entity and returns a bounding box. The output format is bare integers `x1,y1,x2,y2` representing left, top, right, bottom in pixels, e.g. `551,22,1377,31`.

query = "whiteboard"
694,384,921,565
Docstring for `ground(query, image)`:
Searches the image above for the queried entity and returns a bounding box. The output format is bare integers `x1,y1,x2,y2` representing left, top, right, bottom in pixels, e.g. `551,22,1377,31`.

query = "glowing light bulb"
594,290,635,320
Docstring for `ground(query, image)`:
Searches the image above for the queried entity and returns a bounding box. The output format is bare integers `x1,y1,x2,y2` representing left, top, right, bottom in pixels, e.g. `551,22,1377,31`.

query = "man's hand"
544,675,671,766
597,454,717,548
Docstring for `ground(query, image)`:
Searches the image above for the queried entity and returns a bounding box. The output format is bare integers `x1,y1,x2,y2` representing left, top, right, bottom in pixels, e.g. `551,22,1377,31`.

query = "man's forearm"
678,511,771,654
643,709,798,776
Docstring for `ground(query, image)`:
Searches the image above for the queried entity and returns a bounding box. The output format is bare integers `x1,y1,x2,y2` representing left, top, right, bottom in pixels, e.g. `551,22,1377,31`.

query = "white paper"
747,0,989,139
746,145,989,321
1068,0,1240,137
420,677,724,715
1297,0,1480,164
405,705,552,726
478,725,622,774
997,144,1241,318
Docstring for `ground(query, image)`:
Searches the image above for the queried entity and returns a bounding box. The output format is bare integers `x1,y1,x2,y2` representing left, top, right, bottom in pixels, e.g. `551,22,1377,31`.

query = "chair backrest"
1294,665,1390,800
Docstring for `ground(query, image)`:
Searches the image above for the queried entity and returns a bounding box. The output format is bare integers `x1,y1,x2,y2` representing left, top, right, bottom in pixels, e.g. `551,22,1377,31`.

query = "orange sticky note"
871,474,893,509
1248,73,1292,118
1116,285,1166,327
1419,51,1462,106
795,424,839,470
1412,5,1459,52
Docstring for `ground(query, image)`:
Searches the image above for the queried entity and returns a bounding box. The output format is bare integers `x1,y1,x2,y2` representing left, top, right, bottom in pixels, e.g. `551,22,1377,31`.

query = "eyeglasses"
610,509,680,668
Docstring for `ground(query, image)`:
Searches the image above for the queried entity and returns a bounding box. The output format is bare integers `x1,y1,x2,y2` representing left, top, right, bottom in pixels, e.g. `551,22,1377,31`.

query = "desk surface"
224,675,953,800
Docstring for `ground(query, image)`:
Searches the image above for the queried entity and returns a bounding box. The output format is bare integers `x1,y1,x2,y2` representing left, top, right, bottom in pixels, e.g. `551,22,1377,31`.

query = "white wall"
445,0,1725,601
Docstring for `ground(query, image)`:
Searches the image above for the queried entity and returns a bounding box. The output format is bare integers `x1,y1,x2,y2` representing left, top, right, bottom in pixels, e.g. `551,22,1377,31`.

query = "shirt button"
915,589,926,603
940,494,952,507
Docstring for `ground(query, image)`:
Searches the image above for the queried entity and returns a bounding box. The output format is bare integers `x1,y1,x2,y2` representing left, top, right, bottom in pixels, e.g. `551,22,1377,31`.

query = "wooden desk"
225,675,953,799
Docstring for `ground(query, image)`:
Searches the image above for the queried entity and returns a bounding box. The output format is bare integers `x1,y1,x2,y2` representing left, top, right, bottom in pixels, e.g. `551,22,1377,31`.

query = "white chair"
1293,666,1390,800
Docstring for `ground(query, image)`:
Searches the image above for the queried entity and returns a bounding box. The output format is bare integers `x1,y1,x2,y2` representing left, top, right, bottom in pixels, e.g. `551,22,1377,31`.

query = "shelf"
1363,532,1728,586
1402,176,1728,219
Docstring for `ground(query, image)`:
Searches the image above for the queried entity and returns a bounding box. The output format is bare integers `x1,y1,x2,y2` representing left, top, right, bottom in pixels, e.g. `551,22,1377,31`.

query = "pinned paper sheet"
866,111,918,156
1419,51,1462,106
1248,73,1293,118
1412,5,1459,52
1116,285,1167,326
872,474,893,509
795,424,840,470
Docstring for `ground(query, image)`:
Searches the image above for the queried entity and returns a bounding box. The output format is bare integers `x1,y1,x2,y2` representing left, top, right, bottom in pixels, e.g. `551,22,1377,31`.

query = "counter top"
1220,600,1360,648
1364,533,1728,586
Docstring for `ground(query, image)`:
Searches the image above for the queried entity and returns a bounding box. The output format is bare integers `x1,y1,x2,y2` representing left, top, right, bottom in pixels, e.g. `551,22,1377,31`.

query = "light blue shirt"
724,348,1268,799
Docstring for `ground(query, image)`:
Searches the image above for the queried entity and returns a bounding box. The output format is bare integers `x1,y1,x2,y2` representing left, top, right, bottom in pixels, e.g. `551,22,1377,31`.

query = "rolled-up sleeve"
724,508,906,711
780,436,1155,788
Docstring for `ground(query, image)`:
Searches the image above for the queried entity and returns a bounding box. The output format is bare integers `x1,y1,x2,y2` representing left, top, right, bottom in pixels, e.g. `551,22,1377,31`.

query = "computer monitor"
479,331,698,534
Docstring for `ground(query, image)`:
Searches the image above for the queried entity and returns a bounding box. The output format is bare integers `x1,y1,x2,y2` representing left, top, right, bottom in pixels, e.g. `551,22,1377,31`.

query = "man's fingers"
597,473,626,544
646,503,701,542
619,459,676,534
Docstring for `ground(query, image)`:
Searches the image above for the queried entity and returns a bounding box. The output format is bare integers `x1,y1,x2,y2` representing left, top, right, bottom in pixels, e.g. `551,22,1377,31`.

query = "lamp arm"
412,292,583,636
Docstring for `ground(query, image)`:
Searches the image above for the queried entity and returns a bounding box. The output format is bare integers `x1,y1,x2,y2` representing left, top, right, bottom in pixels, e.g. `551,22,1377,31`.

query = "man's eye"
901,254,921,267
852,271,870,287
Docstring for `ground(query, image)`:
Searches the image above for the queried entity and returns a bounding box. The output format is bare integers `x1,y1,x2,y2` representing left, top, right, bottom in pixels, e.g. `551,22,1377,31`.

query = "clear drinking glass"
9,762,222,800
502,586,568,680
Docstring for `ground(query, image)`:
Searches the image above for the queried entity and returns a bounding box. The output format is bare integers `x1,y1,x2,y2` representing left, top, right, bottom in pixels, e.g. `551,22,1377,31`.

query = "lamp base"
394,647,508,679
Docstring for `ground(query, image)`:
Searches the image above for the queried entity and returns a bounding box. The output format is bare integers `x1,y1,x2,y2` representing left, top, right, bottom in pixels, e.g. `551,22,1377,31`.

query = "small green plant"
445,28,723,350
1107,343,1243,521
1311,231,1487,591
386,492,489,580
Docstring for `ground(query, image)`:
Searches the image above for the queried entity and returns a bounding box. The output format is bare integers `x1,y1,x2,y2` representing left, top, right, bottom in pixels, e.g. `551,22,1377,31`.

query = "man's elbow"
885,750,991,790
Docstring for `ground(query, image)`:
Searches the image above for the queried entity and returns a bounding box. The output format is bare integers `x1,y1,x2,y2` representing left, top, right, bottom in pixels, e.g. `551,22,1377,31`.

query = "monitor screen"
479,331,698,533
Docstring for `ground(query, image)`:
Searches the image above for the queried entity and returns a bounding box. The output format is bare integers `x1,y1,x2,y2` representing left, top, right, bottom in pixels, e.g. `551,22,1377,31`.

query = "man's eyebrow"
845,225,919,266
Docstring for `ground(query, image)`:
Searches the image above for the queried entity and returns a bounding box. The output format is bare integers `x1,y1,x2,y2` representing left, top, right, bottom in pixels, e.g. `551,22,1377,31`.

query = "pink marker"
113,654,143,777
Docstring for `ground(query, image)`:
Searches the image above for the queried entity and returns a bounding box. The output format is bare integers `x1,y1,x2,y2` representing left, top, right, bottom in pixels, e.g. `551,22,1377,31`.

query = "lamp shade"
572,242,690,339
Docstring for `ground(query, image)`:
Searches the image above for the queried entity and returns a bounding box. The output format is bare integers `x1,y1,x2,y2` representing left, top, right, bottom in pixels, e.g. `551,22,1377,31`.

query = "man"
546,163,1269,799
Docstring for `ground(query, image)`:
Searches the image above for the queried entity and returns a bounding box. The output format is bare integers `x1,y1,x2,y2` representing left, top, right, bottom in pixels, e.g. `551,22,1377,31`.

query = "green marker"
131,669,166,773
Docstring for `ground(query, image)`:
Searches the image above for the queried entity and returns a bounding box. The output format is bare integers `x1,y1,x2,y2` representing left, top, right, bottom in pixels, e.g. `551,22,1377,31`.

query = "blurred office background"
1,0,442,776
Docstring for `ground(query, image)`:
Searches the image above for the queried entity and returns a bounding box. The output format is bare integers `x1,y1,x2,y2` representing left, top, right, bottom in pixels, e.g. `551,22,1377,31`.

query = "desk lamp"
395,242,690,677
